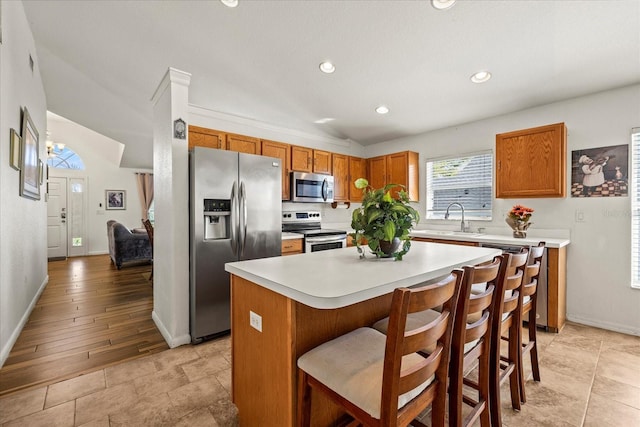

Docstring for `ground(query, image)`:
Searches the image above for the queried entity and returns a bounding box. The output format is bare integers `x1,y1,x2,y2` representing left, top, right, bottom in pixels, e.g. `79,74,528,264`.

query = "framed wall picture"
20,107,40,200
106,190,126,210
570,144,629,197
9,128,21,170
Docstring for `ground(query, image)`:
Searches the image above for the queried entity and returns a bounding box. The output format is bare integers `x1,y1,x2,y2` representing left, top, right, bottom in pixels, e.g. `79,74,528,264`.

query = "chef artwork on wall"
570,144,628,198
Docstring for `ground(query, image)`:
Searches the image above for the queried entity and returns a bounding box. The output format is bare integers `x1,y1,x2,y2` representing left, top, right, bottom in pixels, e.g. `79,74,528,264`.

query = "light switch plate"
249,310,262,332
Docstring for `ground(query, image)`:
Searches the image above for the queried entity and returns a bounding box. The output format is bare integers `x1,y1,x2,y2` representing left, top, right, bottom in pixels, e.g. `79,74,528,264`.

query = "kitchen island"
225,241,501,426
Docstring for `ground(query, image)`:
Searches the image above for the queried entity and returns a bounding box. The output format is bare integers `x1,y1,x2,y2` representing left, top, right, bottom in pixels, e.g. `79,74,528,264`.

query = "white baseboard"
152,310,191,348
566,314,640,337
87,250,109,256
0,275,49,368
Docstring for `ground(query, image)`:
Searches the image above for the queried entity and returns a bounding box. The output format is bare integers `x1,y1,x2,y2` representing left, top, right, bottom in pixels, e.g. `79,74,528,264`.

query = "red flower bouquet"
506,204,534,238
508,204,534,222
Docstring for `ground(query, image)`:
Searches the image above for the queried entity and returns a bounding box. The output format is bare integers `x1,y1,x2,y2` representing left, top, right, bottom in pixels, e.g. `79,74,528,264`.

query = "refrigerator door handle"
240,181,248,256
230,181,238,255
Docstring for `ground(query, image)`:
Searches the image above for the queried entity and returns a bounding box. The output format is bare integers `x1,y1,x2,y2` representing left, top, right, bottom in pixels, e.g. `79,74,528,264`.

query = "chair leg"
478,350,491,427
297,370,312,427
508,324,522,411
528,312,541,382
448,357,464,427
489,358,502,427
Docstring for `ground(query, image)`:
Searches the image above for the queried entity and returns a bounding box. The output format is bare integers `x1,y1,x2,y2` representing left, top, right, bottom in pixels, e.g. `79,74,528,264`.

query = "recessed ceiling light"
319,61,336,74
314,118,335,124
431,0,456,10
220,0,238,8
376,105,390,115
470,70,492,83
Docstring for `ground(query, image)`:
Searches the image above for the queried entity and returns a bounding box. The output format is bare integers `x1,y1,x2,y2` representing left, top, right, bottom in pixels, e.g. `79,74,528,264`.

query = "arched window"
47,146,85,170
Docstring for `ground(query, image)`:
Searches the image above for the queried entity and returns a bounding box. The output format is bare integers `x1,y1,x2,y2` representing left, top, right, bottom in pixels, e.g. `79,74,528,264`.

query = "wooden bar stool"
489,251,528,427
518,242,545,403
297,271,464,427
447,255,507,427
371,256,508,427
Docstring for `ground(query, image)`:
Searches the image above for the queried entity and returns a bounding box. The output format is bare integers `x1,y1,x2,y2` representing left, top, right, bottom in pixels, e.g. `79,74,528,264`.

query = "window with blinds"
426,151,493,220
631,128,640,289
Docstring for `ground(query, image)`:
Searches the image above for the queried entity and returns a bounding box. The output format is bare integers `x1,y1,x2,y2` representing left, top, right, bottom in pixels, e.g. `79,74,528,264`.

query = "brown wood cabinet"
313,150,332,175
261,139,291,200
367,155,387,191
227,133,261,155
188,125,225,150
348,156,367,202
281,238,303,255
496,122,567,198
291,145,313,172
367,151,419,201
411,237,479,247
332,153,349,202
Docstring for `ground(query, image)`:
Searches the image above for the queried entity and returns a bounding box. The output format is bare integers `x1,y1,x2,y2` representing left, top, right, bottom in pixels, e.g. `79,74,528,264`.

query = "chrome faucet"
444,202,468,232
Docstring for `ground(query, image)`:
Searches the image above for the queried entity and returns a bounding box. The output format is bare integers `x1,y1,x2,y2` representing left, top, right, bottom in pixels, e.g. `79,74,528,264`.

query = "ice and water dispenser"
203,199,231,240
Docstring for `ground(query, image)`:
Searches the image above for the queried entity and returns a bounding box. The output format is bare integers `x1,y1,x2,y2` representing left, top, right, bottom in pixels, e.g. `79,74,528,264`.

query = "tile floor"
0,322,639,426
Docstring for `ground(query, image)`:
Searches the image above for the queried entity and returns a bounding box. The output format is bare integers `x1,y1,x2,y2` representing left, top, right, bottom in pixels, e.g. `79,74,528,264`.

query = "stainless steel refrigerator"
189,147,282,343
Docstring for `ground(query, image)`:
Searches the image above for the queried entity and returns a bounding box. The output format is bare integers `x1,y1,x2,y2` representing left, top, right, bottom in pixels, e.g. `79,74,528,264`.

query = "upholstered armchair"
107,220,152,269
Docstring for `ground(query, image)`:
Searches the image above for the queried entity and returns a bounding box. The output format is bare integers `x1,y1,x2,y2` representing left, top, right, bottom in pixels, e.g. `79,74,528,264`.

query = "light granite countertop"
409,229,570,248
225,242,501,309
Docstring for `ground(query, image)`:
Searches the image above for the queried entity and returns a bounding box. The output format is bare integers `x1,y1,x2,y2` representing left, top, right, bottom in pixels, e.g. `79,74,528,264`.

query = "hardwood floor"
0,255,168,397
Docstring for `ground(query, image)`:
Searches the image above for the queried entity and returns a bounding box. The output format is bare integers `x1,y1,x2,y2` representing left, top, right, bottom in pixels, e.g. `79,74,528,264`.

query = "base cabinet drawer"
282,239,303,255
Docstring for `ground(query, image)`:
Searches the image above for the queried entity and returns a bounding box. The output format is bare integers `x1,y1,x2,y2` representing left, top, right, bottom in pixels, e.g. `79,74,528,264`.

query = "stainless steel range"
282,211,348,252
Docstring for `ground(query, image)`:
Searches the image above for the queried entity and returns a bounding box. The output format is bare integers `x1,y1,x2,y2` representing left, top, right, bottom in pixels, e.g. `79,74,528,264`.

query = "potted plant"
350,178,420,260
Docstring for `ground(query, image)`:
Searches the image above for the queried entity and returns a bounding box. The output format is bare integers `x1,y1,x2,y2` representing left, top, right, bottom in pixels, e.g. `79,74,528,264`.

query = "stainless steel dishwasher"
478,242,548,330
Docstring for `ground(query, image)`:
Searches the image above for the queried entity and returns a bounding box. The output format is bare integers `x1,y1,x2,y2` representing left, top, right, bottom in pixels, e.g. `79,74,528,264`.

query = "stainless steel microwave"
290,171,334,203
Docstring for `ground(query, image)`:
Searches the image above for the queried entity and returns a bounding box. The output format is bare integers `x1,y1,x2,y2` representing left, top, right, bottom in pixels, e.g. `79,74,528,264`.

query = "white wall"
151,68,191,348
47,113,151,255
366,84,640,335
0,0,48,366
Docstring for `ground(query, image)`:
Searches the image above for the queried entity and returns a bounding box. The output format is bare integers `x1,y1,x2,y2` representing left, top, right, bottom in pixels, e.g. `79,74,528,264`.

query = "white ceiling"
23,0,640,169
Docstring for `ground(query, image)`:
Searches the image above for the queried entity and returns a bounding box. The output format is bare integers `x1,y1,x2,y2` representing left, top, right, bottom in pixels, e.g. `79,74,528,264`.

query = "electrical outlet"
249,310,262,332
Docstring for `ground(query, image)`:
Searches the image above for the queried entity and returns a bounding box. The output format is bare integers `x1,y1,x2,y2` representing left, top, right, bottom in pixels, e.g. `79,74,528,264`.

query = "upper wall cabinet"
291,145,313,173
368,151,419,201
188,125,225,150
496,122,567,198
332,153,349,202
348,156,367,202
261,139,291,200
313,150,332,175
227,133,261,155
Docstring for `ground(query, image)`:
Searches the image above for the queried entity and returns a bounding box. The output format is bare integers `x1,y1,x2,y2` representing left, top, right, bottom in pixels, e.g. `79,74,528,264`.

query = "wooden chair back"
142,219,154,280
142,219,154,248
522,242,545,311
380,271,464,426
500,251,528,327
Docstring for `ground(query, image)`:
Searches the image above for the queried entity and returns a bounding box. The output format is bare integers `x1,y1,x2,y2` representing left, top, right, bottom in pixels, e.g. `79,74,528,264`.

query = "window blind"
631,128,640,289
426,151,493,220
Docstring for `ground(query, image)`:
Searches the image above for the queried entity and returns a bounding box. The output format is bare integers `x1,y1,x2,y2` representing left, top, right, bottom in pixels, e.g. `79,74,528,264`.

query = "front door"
47,176,68,259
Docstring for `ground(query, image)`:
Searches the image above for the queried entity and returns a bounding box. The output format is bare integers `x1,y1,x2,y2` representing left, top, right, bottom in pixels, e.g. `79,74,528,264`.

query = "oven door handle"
306,235,347,243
